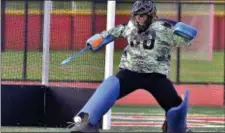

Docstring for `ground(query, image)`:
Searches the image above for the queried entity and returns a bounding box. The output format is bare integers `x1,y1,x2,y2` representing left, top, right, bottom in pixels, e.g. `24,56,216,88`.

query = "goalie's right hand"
86,33,115,52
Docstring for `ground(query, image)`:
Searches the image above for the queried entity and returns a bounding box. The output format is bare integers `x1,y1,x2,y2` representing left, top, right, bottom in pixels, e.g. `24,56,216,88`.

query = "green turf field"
1,105,224,132
110,105,225,132
1,50,224,83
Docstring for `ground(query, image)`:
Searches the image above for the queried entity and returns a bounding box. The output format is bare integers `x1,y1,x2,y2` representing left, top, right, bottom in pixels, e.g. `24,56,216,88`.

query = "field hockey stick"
61,46,91,65
61,33,115,65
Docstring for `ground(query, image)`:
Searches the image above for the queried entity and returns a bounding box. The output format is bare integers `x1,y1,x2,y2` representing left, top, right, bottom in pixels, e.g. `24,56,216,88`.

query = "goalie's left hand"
173,22,198,40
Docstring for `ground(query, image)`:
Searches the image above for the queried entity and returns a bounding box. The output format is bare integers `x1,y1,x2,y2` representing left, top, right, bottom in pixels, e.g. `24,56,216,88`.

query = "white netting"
180,4,214,61
157,3,214,61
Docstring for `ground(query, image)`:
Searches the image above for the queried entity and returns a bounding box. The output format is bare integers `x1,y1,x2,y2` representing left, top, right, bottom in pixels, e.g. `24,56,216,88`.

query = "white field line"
112,113,225,120
112,112,224,117
112,115,225,124
112,113,225,128
111,121,225,128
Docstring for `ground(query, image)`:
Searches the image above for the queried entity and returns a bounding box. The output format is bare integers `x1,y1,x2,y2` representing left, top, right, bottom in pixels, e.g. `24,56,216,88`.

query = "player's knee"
95,76,120,98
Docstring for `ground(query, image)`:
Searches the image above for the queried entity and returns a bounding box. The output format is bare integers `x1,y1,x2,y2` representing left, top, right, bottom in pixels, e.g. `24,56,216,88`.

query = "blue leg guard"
167,89,190,133
76,76,120,126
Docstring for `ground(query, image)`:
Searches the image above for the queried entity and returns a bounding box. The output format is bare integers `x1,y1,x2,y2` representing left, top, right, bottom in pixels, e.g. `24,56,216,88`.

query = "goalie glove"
86,33,116,52
173,22,198,40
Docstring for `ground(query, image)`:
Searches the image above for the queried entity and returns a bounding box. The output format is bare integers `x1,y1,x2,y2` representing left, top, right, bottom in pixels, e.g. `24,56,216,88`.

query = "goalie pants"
116,69,182,113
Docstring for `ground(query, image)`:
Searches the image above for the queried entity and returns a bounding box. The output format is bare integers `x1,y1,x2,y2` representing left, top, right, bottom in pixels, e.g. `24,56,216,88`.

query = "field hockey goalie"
71,21,197,133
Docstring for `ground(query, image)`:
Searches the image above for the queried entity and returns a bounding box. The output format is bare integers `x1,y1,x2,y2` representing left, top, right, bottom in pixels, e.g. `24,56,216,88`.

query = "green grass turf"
112,105,225,116
1,105,224,132
108,105,225,132
1,50,224,83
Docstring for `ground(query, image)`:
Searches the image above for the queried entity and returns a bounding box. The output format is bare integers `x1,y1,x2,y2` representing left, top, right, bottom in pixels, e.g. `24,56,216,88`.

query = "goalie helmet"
132,0,157,32
132,0,156,15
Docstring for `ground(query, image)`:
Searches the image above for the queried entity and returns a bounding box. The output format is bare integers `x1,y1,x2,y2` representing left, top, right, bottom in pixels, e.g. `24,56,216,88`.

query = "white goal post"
42,0,52,86
102,0,116,130
41,0,115,130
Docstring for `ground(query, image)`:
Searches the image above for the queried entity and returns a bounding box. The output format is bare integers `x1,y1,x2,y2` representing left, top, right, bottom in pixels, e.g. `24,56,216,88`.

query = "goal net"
157,3,214,61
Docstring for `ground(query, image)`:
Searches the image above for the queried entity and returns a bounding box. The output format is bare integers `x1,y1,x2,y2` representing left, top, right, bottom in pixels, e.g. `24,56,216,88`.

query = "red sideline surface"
116,84,224,107
2,81,224,107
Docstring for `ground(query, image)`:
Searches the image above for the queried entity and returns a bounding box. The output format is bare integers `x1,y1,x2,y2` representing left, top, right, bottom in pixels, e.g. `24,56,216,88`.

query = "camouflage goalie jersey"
101,19,192,77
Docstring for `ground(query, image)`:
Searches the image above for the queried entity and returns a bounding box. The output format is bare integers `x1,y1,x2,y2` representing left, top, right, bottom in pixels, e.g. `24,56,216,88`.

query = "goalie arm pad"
86,33,116,52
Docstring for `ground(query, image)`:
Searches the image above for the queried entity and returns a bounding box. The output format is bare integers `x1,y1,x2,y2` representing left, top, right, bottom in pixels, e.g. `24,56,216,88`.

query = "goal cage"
1,0,215,130
40,1,215,130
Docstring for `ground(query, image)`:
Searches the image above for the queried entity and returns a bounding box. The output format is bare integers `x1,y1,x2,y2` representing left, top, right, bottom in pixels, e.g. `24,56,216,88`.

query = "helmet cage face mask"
133,15,153,33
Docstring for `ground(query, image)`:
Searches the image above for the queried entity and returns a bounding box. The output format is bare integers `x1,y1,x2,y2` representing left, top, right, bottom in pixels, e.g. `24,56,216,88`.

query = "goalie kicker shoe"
161,120,193,133
69,113,99,133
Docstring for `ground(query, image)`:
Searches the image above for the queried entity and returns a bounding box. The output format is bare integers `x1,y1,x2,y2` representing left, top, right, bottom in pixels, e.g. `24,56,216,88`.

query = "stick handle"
61,47,90,65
